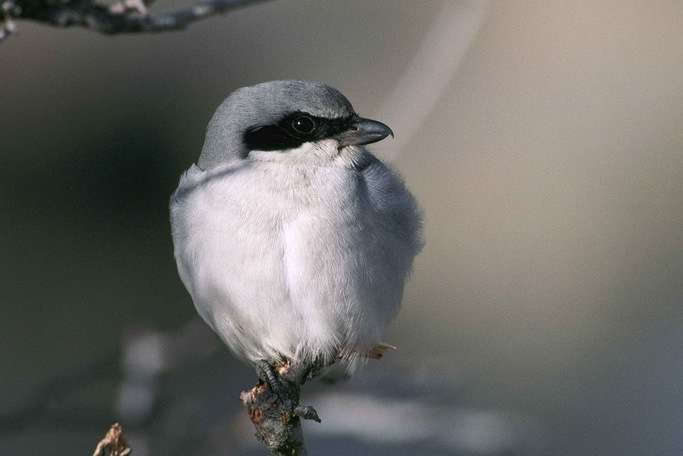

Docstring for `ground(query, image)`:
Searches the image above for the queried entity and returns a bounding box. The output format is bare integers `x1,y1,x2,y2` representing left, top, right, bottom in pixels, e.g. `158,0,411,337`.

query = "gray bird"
170,80,423,388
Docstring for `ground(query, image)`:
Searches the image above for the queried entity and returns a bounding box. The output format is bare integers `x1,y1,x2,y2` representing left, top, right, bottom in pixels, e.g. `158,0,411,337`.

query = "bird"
170,80,423,393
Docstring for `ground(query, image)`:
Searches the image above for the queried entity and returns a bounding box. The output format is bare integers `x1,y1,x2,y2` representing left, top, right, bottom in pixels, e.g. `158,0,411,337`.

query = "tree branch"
0,0,272,41
240,361,321,456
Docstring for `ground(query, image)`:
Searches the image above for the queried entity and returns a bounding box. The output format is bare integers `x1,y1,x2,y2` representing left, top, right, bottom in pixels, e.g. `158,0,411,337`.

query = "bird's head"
198,80,393,169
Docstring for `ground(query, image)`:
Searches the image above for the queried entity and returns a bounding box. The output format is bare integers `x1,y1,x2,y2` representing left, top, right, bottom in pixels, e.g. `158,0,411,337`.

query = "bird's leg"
253,359,321,423
255,359,287,397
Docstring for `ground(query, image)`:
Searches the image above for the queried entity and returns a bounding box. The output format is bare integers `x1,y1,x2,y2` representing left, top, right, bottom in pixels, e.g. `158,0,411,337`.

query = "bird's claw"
293,405,321,423
255,359,322,423
255,359,287,397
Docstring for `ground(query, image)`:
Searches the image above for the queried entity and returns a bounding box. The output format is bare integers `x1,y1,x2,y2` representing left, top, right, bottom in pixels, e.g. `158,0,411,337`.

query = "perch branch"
0,0,272,41
240,361,321,456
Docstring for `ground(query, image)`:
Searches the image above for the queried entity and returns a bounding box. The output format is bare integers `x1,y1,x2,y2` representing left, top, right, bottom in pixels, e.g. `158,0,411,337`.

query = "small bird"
170,80,423,388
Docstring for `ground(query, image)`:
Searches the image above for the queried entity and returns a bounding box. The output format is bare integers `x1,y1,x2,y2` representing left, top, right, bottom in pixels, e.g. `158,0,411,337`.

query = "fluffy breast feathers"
170,146,423,371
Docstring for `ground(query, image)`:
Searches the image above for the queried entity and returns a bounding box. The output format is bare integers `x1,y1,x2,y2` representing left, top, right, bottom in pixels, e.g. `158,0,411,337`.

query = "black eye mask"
243,111,356,152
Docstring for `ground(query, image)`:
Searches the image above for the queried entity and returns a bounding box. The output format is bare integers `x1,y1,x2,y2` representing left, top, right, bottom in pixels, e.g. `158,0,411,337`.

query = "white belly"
171,158,420,367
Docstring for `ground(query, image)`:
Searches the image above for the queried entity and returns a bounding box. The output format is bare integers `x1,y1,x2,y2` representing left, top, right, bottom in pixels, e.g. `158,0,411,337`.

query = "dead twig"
93,422,131,456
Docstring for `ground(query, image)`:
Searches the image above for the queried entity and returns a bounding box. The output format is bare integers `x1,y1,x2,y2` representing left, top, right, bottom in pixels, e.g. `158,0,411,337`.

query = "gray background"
2,1,682,454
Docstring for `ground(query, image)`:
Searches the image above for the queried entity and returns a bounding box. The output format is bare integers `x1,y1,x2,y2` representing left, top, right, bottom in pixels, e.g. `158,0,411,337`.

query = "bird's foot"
255,359,288,397
254,359,321,423
293,405,321,423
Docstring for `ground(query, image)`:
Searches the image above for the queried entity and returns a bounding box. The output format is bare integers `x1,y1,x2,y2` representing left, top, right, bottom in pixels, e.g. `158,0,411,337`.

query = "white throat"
248,139,369,169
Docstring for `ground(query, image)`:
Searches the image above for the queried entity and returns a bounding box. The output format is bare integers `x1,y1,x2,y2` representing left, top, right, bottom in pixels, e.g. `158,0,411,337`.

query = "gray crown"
198,80,355,169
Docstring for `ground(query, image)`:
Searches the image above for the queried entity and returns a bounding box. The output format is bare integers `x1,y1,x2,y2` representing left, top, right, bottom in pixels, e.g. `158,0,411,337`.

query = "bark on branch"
241,383,307,455
0,0,271,41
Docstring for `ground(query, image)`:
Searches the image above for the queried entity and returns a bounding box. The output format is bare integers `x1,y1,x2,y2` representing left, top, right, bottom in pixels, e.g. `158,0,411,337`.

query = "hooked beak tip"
337,117,394,147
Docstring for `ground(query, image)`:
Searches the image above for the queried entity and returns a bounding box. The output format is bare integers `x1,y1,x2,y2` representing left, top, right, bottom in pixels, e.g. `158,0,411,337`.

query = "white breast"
170,147,422,370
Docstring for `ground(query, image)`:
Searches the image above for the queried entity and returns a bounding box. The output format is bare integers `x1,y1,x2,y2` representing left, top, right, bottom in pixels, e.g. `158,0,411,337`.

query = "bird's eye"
291,116,316,134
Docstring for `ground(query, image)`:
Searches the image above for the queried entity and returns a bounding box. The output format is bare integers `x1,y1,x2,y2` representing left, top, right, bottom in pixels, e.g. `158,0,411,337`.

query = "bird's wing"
362,158,425,257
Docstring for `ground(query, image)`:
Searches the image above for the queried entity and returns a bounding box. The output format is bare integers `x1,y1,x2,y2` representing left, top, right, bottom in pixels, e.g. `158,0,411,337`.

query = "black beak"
336,116,394,148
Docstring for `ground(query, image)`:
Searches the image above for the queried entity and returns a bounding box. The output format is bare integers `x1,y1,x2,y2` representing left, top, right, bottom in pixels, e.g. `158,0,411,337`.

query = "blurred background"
2,0,682,454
